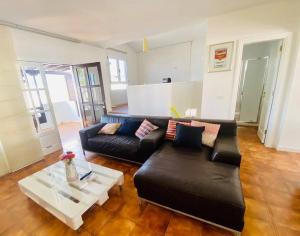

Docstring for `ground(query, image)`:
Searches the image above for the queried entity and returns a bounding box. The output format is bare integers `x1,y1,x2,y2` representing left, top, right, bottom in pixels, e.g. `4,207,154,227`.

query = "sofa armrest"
139,129,166,153
79,123,106,150
211,136,241,167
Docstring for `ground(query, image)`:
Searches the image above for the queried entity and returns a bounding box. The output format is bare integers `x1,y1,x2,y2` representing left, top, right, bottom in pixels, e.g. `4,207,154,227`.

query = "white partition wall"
0,26,43,173
128,83,172,116
127,81,202,117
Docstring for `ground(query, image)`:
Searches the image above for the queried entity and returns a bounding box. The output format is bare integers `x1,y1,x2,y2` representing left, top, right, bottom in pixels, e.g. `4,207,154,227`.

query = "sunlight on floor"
57,121,83,156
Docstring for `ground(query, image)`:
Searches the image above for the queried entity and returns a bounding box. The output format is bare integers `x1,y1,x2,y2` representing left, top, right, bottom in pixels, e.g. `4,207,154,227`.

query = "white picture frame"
208,41,234,72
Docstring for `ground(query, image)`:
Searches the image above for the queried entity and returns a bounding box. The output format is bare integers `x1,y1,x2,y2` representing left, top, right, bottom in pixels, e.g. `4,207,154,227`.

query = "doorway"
235,39,283,143
19,61,106,156
43,64,82,152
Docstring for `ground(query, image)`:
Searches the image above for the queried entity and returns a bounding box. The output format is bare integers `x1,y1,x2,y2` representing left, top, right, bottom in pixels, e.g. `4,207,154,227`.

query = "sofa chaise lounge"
79,114,245,234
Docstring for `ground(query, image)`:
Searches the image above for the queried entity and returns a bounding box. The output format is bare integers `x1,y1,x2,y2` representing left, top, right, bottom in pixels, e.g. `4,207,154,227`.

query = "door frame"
230,32,293,148
72,62,107,127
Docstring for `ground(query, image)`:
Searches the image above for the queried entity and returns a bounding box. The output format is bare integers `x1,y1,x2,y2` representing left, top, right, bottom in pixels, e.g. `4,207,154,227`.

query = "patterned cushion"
135,119,159,139
165,120,190,140
191,120,220,147
98,123,121,135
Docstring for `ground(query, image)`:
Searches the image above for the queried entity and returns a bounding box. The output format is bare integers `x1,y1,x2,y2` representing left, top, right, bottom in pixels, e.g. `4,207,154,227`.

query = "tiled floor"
0,126,300,235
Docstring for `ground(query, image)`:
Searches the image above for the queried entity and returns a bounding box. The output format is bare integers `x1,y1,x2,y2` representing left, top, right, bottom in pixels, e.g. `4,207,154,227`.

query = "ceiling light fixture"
142,38,149,52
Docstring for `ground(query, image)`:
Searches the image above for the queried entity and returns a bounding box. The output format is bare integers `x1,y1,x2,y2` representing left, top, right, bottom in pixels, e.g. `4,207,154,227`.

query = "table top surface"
18,159,124,218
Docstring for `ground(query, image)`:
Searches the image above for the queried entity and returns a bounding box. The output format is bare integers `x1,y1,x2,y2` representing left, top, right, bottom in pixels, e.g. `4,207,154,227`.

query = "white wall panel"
0,26,42,174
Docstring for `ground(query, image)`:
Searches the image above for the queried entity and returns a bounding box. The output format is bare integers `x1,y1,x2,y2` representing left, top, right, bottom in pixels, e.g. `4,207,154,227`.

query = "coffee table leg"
97,191,109,206
66,215,83,230
119,185,123,193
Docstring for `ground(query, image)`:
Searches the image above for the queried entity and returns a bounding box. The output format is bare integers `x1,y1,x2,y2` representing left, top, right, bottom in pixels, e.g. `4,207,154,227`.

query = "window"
108,58,128,90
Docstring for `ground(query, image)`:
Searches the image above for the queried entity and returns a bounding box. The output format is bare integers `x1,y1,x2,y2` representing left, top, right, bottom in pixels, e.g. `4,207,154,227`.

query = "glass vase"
65,160,78,182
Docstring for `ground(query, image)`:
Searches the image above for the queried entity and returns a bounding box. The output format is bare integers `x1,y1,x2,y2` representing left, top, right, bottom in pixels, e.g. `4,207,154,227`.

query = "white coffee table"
18,159,124,230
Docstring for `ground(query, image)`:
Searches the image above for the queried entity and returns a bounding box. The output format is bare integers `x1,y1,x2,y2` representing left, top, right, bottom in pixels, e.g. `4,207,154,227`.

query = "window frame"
108,57,128,90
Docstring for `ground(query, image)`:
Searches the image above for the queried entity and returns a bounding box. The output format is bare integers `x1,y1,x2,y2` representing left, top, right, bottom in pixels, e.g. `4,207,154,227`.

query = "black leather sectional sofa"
79,114,245,234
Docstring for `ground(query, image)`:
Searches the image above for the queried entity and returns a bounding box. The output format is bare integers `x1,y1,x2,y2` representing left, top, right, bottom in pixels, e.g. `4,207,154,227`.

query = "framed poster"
208,41,234,72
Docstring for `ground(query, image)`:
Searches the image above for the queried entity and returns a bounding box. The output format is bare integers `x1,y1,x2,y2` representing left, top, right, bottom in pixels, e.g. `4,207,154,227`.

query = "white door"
257,41,283,143
19,62,62,155
239,58,268,122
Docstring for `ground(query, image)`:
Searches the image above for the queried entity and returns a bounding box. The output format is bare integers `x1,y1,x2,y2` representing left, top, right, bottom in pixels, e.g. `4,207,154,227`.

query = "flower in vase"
60,151,75,164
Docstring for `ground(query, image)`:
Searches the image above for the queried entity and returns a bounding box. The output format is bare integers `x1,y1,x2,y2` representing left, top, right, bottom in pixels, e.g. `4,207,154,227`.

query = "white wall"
128,81,202,117
201,0,300,151
0,141,9,176
128,84,172,116
138,42,192,84
110,90,128,106
137,37,206,84
171,82,202,117
278,32,300,152
190,37,206,81
0,26,43,173
52,101,80,124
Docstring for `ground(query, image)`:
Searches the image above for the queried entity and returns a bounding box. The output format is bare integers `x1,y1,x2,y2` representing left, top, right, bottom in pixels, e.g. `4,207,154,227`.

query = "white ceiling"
127,23,207,52
0,0,277,48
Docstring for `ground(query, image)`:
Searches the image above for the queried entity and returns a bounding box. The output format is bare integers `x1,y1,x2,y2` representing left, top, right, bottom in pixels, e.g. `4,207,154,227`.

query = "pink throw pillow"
135,119,159,139
191,121,220,147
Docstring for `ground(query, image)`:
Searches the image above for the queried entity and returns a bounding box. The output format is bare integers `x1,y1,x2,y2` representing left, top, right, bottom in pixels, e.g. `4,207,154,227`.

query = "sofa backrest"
101,114,170,129
101,115,237,137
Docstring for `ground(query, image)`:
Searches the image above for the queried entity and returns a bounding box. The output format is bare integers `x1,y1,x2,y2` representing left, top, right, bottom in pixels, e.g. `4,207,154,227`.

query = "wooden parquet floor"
0,126,300,236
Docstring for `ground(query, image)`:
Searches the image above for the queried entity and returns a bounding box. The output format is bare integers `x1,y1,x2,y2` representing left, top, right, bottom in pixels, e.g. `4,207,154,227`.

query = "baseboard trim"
237,121,258,127
111,103,128,108
277,145,300,153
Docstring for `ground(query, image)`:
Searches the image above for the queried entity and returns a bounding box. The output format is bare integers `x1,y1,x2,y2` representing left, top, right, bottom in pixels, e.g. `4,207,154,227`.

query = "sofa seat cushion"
134,142,245,231
88,134,140,158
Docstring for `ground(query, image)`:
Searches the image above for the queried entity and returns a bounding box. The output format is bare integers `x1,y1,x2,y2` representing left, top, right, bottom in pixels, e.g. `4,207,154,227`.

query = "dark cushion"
88,134,140,159
134,142,245,231
173,124,204,149
117,120,142,136
211,136,241,166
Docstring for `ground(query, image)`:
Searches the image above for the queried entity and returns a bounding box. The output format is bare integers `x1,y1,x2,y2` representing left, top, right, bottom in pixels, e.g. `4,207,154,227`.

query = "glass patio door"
73,62,106,127
19,62,62,155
